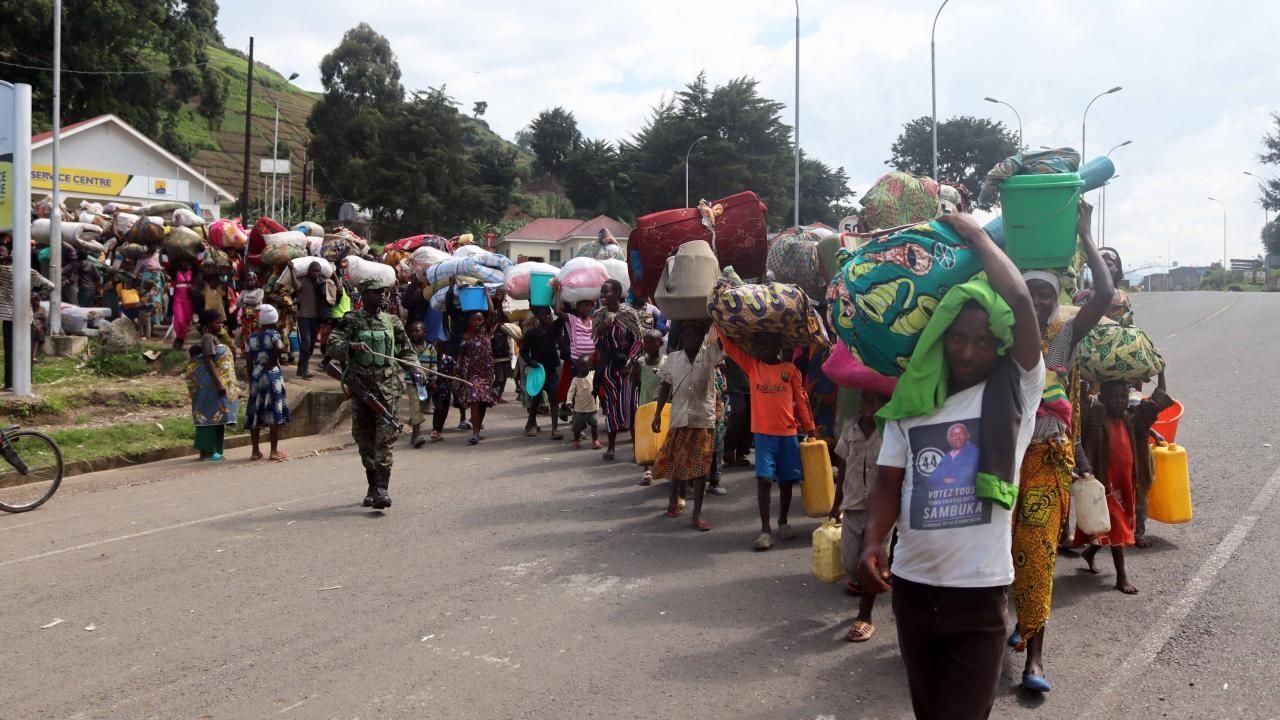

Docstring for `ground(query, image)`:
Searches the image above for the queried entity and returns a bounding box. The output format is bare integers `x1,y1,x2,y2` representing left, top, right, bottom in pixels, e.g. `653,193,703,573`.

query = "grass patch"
85,350,149,378
123,386,187,408
31,356,85,384
47,406,247,465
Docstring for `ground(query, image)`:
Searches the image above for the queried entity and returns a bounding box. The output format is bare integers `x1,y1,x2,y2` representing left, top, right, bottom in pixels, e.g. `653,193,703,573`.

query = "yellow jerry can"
633,402,671,466
800,438,836,518
812,520,844,583
1148,442,1192,524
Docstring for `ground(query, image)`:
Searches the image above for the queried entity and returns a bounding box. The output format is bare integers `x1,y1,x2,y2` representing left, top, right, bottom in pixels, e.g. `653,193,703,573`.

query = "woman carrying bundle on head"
593,279,643,461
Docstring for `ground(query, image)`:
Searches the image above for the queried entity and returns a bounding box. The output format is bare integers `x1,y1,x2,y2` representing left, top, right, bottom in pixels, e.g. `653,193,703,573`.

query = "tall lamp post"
684,135,708,208
794,0,801,227
1100,140,1132,245
48,0,63,335
1243,171,1270,226
930,0,951,181
1208,196,1228,271
983,96,1022,150
1081,85,1122,159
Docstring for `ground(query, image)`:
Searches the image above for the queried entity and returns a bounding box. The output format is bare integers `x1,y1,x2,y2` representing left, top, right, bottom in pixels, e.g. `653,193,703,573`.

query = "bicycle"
0,426,65,513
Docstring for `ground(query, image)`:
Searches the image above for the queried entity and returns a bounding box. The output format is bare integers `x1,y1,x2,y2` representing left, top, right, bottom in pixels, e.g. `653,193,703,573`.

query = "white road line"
1083,460,1280,717
1164,298,1235,339
0,487,347,570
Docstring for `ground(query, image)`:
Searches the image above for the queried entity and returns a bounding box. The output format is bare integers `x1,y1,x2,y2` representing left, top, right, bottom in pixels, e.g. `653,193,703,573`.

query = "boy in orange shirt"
718,328,816,551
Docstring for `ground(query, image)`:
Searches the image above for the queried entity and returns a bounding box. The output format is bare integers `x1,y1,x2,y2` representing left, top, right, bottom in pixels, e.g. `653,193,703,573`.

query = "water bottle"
415,377,428,402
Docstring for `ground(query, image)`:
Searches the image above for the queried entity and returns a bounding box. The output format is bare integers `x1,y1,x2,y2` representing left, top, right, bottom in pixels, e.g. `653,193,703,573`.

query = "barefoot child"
717,329,816,550
1076,375,1173,593
635,329,665,484
830,390,889,642
244,304,290,461
652,321,722,531
567,357,601,450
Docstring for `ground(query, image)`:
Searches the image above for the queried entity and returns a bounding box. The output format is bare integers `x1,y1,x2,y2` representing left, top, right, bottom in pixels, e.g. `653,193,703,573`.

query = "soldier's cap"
357,277,393,292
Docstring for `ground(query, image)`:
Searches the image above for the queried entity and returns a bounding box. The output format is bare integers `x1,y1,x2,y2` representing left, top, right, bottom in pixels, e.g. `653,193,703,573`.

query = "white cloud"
220,0,1280,268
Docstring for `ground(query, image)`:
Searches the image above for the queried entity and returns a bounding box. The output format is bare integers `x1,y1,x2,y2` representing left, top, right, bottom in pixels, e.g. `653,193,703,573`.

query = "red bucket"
1150,399,1183,444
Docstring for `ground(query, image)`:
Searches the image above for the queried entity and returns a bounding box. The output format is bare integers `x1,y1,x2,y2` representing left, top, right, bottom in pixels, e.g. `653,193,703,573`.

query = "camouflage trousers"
351,396,400,473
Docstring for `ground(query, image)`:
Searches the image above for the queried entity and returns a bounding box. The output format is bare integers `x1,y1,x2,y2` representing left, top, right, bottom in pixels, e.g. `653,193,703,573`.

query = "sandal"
692,518,711,532
269,451,289,462
665,501,681,518
846,620,875,643
467,436,480,445
430,432,444,442
525,426,540,437
639,469,654,486
412,435,427,449
602,451,615,461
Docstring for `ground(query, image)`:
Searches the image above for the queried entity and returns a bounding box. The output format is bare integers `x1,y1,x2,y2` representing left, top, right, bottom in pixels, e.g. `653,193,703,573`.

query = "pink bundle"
208,219,247,250
822,340,897,397
557,257,610,304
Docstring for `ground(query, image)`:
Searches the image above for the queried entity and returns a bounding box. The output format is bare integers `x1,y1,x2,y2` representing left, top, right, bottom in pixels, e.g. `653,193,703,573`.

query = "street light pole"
983,96,1022,150
1243,171,1270,226
794,0,800,228
1081,85,1122,160
48,0,63,335
1101,141,1132,245
271,98,279,220
1208,196,1227,271
684,135,708,209
930,0,951,181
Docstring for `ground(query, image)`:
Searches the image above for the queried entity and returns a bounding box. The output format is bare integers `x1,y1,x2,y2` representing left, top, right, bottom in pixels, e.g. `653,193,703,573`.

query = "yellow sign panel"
31,164,131,196
0,161,12,230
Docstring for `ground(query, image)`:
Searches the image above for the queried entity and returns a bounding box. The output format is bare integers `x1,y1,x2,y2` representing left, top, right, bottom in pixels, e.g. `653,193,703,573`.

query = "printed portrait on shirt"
907,418,991,530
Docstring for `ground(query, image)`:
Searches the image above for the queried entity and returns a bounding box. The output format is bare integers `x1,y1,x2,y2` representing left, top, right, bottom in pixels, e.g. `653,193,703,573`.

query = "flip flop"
1021,673,1051,693
692,518,711,532
468,437,480,445
846,620,875,643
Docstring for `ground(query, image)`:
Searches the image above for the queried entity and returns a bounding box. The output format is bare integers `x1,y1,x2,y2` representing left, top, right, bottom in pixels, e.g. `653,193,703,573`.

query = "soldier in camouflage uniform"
327,280,417,509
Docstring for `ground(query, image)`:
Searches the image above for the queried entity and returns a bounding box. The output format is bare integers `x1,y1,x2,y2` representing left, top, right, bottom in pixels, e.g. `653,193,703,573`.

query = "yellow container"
1148,442,1192,524
800,438,836,518
812,520,844,583
633,402,671,465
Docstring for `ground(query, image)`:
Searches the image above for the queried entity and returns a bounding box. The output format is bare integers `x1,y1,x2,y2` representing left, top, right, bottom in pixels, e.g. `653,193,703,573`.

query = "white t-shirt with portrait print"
877,357,1045,588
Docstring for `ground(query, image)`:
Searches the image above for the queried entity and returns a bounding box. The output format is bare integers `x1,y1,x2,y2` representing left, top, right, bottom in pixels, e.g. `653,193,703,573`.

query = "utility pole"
240,37,254,220
48,0,62,334
300,145,309,221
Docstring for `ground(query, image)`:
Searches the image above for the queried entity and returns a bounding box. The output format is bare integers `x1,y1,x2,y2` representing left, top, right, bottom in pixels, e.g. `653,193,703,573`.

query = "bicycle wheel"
0,430,64,513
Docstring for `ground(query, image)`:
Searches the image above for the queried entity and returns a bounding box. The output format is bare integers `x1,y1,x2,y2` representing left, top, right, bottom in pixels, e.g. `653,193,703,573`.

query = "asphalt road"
1,291,1275,720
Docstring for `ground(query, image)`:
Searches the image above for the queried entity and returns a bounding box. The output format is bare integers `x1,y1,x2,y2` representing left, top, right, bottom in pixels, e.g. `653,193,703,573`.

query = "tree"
1256,113,1280,214
887,116,1019,209
788,156,854,227
473,101,488,118
1263,219,1280,257
528,107,582,178
0,0,227,161
564,138,621,217
308,23,405,217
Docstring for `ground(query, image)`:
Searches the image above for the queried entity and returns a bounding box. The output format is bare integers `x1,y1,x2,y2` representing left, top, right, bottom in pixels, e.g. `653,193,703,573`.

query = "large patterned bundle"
708,267,828,350
164,226,206,264
831,220,983,377
1078,320,1165,383
859,172,940,232
557,256,610,304
576,236,626,261
208,219,247,250
423,253,511,286
766,229,827,300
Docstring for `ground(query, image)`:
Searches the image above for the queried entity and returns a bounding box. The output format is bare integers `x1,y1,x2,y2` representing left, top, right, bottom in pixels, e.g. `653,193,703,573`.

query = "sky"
217,0,1280,273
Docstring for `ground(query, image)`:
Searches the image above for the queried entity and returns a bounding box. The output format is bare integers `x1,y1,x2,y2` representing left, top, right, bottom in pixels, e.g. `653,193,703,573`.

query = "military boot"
371,468,392,510
362,468,377,507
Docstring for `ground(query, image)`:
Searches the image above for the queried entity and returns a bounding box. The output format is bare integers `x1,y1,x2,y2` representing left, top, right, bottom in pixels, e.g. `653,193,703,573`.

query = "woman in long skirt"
592,279,642,461
170,258,198,350
457,311,498,445
187,310,239,461
244,303,290,461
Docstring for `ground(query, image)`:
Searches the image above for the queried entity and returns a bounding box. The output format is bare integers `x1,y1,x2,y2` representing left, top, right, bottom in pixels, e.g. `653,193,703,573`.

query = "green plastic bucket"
1000,172,1083,269
529,272,556,307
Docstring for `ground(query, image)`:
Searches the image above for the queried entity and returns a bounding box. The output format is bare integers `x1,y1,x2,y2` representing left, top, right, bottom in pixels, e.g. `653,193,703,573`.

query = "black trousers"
723,392,752,458
891,576,1009,720
296,317,321,374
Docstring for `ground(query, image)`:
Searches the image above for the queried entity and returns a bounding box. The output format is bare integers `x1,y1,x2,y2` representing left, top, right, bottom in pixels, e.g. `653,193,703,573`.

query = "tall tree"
307,23,405,217
528,107,582,178
564,138,621,217
0,0,227,160
887,116,1019,209
1256,113,1280,214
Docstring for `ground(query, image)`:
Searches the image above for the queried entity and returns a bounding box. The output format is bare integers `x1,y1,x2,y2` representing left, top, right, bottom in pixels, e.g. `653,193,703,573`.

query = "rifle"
323,359,404,433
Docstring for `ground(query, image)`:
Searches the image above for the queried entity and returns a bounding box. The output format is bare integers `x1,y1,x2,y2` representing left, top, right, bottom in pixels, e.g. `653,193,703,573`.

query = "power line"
0,58,215,75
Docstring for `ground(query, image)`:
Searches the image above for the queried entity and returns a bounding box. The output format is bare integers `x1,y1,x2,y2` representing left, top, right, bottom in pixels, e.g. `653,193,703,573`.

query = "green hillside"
183,45,531,214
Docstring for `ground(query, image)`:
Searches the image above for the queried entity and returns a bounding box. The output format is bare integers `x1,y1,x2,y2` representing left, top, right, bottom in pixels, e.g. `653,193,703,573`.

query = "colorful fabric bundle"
708,267,828,350
977,148,1082,206
201,243,233,272
124,218,166,248
387,234,450,253
1078,320,1165,383
821,339,897,397
248,217,288,260
859,172,941,232
208,219,247,250
164,226,206,263
766,229,829,300
118,243,152,260
261,243,305,268
831,220,984,377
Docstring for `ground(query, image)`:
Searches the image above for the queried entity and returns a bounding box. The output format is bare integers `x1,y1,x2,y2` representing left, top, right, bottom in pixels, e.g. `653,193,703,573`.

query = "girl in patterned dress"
244,304,291,461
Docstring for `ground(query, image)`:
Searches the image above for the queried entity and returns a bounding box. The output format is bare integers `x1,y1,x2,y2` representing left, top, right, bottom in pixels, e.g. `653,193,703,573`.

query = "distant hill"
181,45,531,216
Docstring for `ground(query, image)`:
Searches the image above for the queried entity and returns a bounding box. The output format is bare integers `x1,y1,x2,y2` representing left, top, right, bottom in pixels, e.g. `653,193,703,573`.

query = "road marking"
1083,460,1280,716
0,487,347,570
1164,299,1234,339
277,699,308,714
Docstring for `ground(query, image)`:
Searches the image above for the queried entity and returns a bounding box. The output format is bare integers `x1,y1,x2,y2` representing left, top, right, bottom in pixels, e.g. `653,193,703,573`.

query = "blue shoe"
1021,673,1051,693
1008,629,1022,648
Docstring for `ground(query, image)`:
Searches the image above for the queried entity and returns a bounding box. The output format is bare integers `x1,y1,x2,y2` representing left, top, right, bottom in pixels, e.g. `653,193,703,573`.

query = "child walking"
244,304,290,461
718,329,816,550
830,390,889,642
1076,375,1173,593
635,329,665,484
405,321,440,448
652,321,723,531
567,357,601,449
